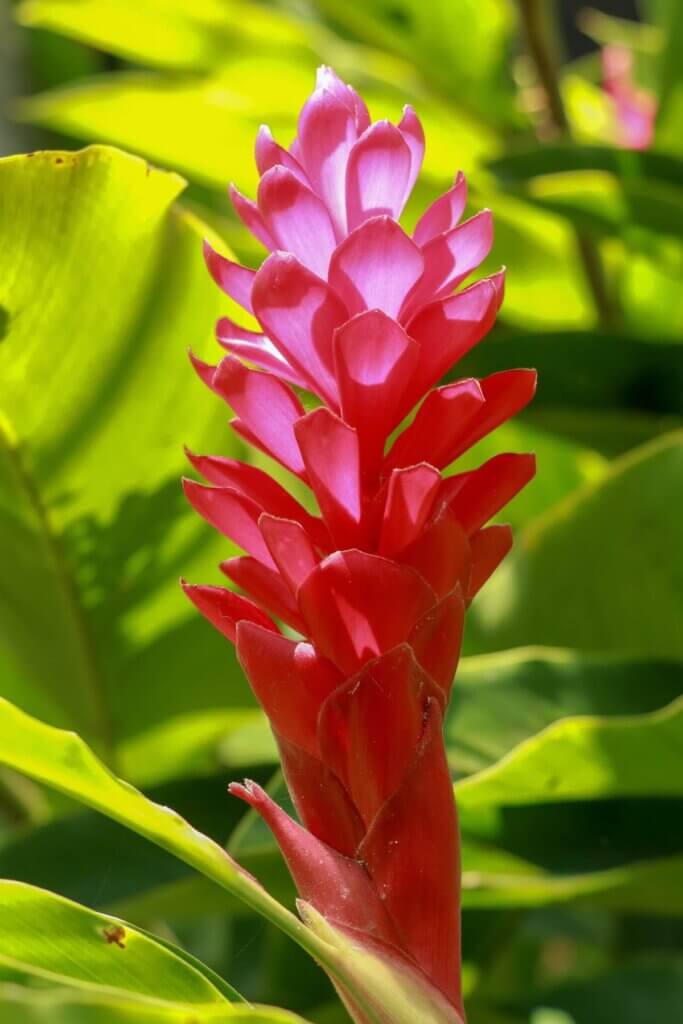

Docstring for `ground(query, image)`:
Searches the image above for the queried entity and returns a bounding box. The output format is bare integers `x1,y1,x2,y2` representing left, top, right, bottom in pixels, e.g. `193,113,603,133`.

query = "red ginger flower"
184,66,536,1023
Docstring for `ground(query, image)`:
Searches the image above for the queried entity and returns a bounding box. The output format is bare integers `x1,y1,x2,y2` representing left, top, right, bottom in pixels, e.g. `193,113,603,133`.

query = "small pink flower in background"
183,66,536,1022
602,44,657,150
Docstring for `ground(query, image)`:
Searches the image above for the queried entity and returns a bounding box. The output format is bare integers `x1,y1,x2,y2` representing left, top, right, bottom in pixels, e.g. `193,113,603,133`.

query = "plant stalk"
517,0,618,326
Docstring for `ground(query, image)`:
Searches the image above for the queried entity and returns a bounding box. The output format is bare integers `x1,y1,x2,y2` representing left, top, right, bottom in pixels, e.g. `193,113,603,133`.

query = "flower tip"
181,476,202,502
188,350,216,390
228,779,265,808
316,64,334,86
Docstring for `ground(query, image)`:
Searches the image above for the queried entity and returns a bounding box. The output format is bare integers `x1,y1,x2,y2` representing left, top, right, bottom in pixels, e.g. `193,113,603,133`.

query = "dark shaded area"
484,797,683,874
456,330,683,416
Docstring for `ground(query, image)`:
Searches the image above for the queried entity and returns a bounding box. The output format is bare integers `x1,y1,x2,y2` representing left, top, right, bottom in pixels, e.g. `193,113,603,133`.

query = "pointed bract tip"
181,476,206,504
188,349,216,389
228,779,264,806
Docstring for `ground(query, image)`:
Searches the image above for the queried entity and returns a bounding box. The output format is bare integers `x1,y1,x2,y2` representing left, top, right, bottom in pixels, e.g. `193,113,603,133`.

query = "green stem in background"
517,0,619,326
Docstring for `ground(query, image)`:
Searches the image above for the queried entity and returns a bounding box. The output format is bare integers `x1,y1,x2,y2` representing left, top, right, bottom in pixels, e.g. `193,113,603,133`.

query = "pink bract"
184,66,536,1022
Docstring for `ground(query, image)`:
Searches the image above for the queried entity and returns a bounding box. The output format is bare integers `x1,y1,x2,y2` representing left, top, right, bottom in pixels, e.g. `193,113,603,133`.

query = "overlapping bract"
184,67,536,1021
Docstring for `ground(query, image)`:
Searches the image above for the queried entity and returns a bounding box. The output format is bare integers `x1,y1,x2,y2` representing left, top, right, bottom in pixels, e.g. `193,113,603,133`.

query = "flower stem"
517,0,618,326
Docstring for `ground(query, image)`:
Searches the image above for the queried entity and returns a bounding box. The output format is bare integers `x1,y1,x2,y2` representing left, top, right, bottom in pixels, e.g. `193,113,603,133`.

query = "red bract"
184,66,536,1022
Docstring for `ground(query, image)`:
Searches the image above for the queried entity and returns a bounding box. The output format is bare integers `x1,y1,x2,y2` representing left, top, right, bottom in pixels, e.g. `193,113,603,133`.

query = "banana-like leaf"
0,144,263,782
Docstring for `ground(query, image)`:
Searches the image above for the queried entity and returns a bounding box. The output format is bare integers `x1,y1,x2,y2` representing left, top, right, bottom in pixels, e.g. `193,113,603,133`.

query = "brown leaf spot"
102,924,126,948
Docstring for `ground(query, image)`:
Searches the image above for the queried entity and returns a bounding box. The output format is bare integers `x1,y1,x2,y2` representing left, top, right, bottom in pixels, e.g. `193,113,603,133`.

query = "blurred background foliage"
0,0,682,1022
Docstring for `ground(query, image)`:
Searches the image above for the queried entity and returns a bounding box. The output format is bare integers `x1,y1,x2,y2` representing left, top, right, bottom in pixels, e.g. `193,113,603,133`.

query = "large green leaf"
456,695,683,807
468,431,683,658
0,145,259,775
16,0,312,70
0,880,239,1002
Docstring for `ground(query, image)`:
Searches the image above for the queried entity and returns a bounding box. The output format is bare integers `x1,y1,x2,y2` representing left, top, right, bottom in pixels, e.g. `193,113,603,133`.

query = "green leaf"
312,0,518,126
0,880,239,1003
0,144,261,778
0,986,311,1023
449,647,683,777
651,0,683,154
468,431,683,658
515,170,683,240
16,0,312,70
456,696,683,808
462,851,683,915
487,143,683,192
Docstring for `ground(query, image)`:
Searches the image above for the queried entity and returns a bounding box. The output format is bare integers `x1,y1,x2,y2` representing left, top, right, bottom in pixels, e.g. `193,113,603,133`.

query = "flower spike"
184,67,536,1022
